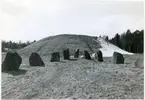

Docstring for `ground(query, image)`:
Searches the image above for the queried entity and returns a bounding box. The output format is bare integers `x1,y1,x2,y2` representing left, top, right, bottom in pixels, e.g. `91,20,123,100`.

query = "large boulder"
135,56,144,68
74,49,79,58
113,52,124,64
50,52,60,62
84,50,91,60
2,52,22,71
29,52,45,66
63,49,70,60
97,50,103,62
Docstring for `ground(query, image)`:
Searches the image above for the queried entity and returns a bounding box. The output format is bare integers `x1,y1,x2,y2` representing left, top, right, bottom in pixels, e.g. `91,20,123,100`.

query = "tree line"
2,29,144,53
108,29,144,53
2,40,36,52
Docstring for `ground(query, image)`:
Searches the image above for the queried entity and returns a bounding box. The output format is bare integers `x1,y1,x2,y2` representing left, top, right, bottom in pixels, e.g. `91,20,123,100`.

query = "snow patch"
93,38,133,57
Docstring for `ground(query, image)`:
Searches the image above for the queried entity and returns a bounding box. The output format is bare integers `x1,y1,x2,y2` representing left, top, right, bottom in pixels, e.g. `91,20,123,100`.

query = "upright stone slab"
84,50,91,60
97,50,103,62
63,49,70,60
74,49,79,58
135,56,144,68
50,52,60,62
29,52,45,66
113,52,124,64
14,52,22,65
2,52,22,71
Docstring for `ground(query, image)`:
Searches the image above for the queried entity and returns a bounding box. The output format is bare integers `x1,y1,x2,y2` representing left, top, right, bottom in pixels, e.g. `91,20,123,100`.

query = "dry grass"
2,54,144,99
17,34,101,57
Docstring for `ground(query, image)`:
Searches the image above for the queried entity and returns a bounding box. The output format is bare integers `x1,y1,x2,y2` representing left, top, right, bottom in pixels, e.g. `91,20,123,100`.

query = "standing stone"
84,50,91,60
97,50,103,62
135,56,144,68
63,49,70,60
50,52,60,62
113,52,124,64
29,52,45,66
74,49,79,58
2,52,22,71
14,52,22,65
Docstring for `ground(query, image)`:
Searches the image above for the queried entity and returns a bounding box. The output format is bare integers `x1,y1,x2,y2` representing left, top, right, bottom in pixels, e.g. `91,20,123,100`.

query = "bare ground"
1,54,144,99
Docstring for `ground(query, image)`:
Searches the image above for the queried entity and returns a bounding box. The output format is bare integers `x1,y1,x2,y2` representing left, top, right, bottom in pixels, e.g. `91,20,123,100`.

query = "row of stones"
2,52,45,72
50,49,103,62
2,49,124,72
50,49,124,65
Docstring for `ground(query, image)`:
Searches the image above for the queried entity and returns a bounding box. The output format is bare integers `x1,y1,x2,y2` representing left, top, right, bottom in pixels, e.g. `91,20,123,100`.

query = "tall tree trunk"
137,44,138,53
129,46,131,52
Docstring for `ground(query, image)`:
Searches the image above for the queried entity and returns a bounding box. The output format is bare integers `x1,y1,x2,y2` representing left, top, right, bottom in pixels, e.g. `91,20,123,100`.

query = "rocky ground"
1,54,144,99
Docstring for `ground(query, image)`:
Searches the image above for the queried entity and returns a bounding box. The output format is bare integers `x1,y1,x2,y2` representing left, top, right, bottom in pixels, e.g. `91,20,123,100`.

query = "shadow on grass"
125,62,132,64
59,61,66,63
3,69,27,76
69,58,77,61
30,65,45,67
59,59,78,62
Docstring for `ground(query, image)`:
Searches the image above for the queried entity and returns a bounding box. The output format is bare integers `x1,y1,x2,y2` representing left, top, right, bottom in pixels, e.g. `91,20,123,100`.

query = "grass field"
2,53,144,99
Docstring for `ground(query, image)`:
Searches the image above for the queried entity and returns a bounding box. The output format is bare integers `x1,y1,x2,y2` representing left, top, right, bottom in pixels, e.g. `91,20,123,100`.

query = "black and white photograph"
1,0,144,99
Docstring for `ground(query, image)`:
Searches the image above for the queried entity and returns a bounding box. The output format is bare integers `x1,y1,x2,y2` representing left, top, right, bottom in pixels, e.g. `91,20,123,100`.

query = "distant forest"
1,29,144,53
2,40,36,52
107,29,144,53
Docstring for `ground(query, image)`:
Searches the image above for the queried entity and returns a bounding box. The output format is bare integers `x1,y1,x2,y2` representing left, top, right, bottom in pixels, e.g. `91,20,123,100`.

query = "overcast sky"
0,0,144,42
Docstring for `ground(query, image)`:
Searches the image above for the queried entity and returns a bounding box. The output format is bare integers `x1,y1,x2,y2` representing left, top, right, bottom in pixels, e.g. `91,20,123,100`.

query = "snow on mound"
93,38,133,57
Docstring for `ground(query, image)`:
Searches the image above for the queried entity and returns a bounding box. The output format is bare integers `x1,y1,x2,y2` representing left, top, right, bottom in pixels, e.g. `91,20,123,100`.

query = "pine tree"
108,29,144,53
